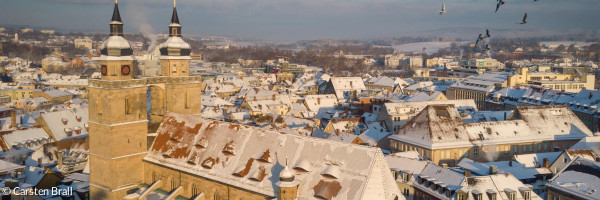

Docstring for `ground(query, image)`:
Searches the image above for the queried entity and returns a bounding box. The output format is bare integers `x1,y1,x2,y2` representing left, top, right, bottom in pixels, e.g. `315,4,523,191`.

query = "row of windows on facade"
100,65,130,76
152,172,231,200
393,141,567,160
96,93,191,115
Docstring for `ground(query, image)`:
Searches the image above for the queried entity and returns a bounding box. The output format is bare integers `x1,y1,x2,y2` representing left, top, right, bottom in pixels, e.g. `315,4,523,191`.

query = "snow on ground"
540,41,594,47
390,42,465,54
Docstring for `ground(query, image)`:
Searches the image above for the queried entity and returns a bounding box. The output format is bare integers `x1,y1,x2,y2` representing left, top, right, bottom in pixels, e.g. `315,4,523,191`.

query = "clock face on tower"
121,65,131,75
101,65,107,76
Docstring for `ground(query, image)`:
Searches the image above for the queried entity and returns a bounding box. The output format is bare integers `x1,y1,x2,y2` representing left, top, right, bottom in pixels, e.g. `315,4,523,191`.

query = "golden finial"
115,0,118,4
174,0,176,7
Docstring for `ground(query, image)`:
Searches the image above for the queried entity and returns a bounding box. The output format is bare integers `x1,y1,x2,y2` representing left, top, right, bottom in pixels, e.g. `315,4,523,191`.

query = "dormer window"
222,141,235,155
257,149,272,163
64,128,73,137
472,190,482,200
293,159,311,172
487,190,497,200
321,165,341,179
74,126,82,135
519,187,531,200
402,172,410,182
75,115,82,122
195,137,208,148
62,118,68,125
505,189,516,200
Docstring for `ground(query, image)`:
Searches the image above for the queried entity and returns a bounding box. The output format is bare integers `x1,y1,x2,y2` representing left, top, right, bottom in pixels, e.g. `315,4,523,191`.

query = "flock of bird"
438,0,538,54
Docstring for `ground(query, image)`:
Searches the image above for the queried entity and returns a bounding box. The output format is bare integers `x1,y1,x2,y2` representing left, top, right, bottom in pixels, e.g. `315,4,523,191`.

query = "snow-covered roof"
569,136,600,152
405,91,444,102
43,90,73,98
460,174,543,200
462,110,513,123
304,94,337,113
39,107,88,141
201,96,234,107
365,76,395,87
419,163,466,191
448,73,509,93
358,121,390,146
385,154,428,175
457,158,492,176
547,157,600,200
382,99,477,116
0,159,25,173
329,77,366,99
144,113,402,199
513,152,561,168
0,128,51,151
390,105,593,149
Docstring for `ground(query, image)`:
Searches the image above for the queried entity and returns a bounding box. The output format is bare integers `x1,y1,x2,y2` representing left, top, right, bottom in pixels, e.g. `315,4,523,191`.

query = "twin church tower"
88,0,203,198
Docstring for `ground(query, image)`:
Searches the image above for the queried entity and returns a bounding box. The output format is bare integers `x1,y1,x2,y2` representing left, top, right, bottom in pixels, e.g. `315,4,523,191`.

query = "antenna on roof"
285,156,288,166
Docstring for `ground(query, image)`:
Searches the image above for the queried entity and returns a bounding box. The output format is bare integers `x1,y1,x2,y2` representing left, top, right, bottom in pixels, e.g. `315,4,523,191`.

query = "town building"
546,156,600,200
88,2,203,198
446,72,509,109
388,105,593,166
376,100,477,132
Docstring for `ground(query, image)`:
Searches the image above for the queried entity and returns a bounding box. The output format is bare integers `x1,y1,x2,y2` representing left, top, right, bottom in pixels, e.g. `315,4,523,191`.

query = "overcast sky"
1,0,599,42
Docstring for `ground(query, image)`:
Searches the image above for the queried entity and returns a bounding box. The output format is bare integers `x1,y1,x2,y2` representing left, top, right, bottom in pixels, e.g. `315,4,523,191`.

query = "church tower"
276,164,300,200
151,0,203,123
88,1,148,198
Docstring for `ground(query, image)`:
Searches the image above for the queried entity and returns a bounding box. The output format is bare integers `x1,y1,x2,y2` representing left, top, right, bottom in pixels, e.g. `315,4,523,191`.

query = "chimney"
37,157,42,167
57,151,64,170
489,165,498,174
509,160,513,167
272,94,277,101
464,170,471,177
543,158,549,168
336,129,340,136
504,112,507,120
10,110,16,128
387,91,390,97
317,98,321,105
442,163,448,169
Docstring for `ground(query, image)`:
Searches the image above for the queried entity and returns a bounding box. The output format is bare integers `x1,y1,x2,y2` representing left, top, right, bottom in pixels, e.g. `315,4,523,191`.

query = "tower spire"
169,0,181,37
171,4,180,24
111,0,122,22
109,0,123,36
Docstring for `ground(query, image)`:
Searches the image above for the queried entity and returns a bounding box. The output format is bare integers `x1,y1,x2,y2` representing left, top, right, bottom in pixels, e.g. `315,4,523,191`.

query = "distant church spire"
109,0,123,36
169,0,182,37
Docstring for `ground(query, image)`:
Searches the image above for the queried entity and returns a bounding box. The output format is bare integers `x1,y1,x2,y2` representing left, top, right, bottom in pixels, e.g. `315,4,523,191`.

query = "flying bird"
518,13,528,24
482,44,491,53
475,34,484,46
485,29,491,38
495,0,505,12
438,0,446,15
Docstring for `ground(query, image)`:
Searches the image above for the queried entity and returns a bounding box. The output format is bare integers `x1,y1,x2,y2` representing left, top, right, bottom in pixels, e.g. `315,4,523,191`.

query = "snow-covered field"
389,41,466,54
540,41,594,47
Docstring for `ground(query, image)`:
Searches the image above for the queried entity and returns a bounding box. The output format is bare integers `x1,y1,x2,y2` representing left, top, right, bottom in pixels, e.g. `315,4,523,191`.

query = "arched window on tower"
96,96,102,116
185,92,189,109
191,184,199,197
125,97,131,114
